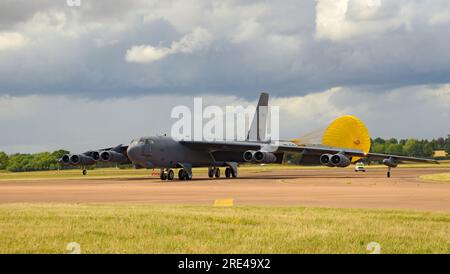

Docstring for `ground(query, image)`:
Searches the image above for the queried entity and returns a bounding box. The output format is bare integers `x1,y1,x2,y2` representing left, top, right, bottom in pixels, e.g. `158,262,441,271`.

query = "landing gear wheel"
231,169,237,178
208,168,214,178
214,168,220,178
167,169,174,180
178,169,185,180
225,167,231,178
387,171,390,178
82,169,87,176
178,169,191,180
160,171,167,180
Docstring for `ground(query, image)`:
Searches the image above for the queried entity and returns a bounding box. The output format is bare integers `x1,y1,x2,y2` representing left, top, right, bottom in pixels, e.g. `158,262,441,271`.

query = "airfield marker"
214,199,234,207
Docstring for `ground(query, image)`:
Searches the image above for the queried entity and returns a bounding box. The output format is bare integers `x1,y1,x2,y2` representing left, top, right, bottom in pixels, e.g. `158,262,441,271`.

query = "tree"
403,139,422,157
436,137,445,149
445,134,450,154
385,143,404,155
371,143,386,154
373,137,385,144
0,152,8,170
387,138,398,145
51,149,69,159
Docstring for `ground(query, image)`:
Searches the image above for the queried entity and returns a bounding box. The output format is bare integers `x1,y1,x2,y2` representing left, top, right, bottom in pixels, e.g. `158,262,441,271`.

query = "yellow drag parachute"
321,115,371,162
292,115,371,162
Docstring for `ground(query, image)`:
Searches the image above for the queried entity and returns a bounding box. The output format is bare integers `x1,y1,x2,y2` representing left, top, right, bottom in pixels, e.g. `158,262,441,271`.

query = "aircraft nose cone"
127,143,153,168
126,144,142,163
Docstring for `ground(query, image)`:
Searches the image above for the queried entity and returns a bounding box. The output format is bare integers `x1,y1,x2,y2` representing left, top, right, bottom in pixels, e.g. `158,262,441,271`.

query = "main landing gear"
159,168,191,181
178,169,192,180
208,166,237,179
387,166,391,178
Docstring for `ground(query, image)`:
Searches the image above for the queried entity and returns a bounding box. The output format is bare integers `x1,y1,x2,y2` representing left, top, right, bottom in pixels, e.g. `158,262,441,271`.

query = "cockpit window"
131,138,154,146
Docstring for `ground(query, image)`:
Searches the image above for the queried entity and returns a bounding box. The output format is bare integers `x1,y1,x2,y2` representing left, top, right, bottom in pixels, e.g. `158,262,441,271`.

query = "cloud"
125,45,171,63
0,1,449,101
0,32,28,51
125,28,212,63
315,0,413,41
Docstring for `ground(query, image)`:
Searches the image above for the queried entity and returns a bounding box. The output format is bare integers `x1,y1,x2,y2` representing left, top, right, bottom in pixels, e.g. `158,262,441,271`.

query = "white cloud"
126,28,212,63
0,32,28,51
125,45,171,63
315,0,412,41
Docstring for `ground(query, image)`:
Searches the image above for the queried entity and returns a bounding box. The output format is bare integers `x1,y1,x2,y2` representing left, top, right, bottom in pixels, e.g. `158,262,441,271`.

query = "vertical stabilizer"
247,92,269,141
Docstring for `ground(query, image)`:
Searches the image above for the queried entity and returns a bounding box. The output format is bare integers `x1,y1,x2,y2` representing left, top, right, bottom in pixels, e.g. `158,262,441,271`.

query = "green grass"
0,161,447,181
421,173,450,183
0,203,449,254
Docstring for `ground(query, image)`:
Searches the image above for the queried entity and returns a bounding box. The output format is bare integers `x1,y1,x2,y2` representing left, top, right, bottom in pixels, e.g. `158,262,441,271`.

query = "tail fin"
247,92,269,141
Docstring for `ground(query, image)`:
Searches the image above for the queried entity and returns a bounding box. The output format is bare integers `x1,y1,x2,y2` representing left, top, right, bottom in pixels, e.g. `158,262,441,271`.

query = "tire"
167,170,174,180
178,169,185,180
214,168,220,178
231,169,237,178
225,167,231,178
208,168,214,178
82,170,87,176
160,172,167,180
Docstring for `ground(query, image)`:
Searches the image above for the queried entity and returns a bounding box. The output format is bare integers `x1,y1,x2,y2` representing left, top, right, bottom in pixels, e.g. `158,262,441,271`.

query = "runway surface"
1,168,450,212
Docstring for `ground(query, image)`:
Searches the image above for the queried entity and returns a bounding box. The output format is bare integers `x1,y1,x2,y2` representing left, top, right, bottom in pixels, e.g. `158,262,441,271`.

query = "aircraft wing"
288,145,438,164
180,140,438,164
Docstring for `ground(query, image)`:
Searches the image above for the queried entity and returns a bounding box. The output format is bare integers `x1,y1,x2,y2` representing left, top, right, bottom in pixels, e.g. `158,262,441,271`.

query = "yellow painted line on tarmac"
214,199,234,207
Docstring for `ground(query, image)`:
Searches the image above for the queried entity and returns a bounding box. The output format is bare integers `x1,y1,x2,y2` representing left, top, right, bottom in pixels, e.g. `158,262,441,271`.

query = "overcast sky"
0,0,449,153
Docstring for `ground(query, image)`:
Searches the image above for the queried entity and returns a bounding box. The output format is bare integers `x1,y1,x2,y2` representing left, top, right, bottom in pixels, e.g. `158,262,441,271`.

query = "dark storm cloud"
0,0,449,99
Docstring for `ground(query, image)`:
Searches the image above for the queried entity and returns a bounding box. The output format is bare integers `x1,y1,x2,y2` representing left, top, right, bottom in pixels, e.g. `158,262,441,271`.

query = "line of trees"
0,150,69,172
371,135,450,158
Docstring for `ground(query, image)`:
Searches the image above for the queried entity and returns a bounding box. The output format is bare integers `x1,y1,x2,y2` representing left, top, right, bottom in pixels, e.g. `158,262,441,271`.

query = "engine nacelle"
100,150,128,164
382,158,398,168
319,154,334,167
70,154,96,166
91,151,100,161
59,154,72,165
330,153,351,167
253,151,277,163
243,150,255,162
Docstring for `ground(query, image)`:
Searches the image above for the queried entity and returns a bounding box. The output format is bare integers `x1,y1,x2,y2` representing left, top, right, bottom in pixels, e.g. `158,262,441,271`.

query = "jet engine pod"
91,151,100,161
319,154,334,167
100,151,128,164
330,153,351,167
253,151,277,163
70,154,96,166
243,150,255,162
382,157,398,168
60,154,71,165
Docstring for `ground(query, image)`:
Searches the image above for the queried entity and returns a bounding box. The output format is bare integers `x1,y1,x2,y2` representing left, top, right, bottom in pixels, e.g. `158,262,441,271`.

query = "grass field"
0,203,449,254
421,173,450,183
0,161,448,181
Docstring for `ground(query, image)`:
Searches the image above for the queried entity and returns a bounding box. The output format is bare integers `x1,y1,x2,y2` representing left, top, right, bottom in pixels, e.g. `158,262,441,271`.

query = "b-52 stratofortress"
60,93,437,180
